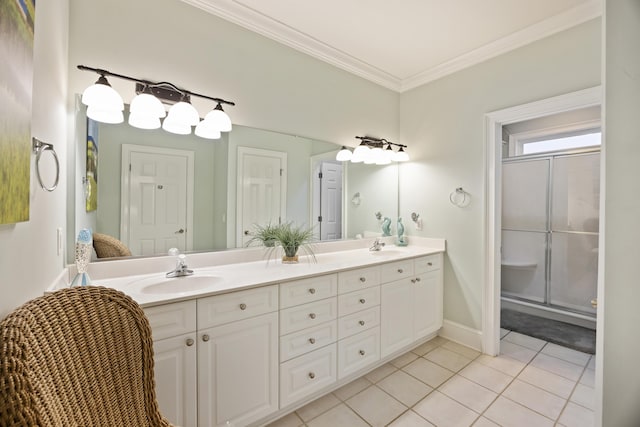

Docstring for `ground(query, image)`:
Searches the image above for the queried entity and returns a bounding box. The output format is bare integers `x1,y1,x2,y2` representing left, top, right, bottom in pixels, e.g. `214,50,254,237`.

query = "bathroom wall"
0,0,70,318
399,19,601,331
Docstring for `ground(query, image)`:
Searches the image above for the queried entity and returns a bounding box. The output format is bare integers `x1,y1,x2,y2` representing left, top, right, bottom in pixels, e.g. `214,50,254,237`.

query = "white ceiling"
182,0,601,92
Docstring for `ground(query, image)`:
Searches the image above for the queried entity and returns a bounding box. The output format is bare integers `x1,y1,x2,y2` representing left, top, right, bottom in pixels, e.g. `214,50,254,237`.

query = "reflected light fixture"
78,65,235,138
337,136,409,165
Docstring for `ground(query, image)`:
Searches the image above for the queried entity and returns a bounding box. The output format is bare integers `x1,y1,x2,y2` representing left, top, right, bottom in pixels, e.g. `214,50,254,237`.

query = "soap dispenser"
71,228,92,287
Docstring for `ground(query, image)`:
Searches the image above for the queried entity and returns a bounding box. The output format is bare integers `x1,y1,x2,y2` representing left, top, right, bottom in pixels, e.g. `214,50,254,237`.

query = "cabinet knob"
239,303,247,310
397,268,403,273
309,338,316,344
591,299,598,308
427,262,433,266
309,288,316,294
308,372,316,379
186,338,194,347
359,320,365,326
202,334,210,342
411,279,416,284
359,349,366,356
359,298,366,304
309,313,316,319
359,277,366,283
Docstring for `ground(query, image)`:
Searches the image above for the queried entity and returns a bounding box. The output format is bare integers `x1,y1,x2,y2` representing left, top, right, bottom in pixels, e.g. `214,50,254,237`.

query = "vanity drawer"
280,298,338,335
280,344,337,408
415,253,442,274
338,266,380,294
338,306,380,340
380,259,414,283
280,320,337,362
280,274,337,309
144,300,196,340
338,286,380,317
338,327,380,379
197,285,278,329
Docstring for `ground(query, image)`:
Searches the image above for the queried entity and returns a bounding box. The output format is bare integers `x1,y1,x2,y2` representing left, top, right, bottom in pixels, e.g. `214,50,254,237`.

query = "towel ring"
32,137,59,192
449,187,469,207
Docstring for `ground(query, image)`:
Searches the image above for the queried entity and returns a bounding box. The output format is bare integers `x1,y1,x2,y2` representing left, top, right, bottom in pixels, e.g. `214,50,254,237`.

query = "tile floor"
266,330,595,427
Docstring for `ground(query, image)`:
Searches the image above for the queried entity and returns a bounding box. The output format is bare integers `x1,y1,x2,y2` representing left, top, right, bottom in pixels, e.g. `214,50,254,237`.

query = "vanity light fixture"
337,136,410,165
78,65,235,138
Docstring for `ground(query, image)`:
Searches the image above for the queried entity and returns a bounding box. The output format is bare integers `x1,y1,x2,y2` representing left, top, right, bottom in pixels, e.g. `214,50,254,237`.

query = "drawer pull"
415,277,421,282
359,298,366,304
359,277,366,283
359,349,366,356
427,262,433,266
359,320,365,326
309,313,316,319
397,268,403,273
308,372,316,379
309,338,316,344
309,288,316,294
186,338,194,347
202,334,210,342
239,303,247,310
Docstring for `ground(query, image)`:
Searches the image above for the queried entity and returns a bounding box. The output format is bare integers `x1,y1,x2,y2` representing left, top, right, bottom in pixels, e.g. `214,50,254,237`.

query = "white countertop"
58,237,445,308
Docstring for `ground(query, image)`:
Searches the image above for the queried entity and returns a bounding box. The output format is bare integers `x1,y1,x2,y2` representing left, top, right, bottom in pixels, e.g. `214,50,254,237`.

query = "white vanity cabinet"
144,301,198,427
381,254,443,358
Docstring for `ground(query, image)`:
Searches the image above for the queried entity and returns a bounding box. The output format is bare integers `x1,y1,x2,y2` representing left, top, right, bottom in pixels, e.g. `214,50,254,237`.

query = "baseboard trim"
439,319,483,352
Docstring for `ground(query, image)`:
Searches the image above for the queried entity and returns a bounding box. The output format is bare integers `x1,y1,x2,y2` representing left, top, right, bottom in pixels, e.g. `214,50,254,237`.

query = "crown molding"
181,0,602,94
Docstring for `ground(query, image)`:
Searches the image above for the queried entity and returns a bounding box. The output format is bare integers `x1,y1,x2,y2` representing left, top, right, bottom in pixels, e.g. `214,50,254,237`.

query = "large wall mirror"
67,99,399,263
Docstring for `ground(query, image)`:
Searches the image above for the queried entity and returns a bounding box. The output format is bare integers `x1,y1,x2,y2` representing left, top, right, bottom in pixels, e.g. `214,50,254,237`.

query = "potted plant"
247,222,316,263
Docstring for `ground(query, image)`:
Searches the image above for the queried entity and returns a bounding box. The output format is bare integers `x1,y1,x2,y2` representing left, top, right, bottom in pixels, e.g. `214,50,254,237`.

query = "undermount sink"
129,274,223,295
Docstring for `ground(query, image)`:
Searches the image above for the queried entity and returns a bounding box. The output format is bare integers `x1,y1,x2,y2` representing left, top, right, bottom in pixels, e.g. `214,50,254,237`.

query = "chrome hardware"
415,277,421,282
166,251,194,278
359,350,366,356
309,288,316,294
369,238,386,251
359,298,366,304
309,313,316,319
309,338,316,344
186,338,194,347
397,268,403,273
239,303,247,310
359,277,366,283
308,372,316,379
202,334,210,342
359,320,365,326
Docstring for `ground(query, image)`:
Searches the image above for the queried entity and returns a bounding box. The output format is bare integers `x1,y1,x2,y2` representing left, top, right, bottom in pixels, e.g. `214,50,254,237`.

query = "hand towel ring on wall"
449,187,469,207
32,137,60,192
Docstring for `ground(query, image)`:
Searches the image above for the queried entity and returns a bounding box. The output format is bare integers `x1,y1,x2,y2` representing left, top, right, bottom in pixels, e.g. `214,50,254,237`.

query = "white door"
237,147,287,246
319,162,343,240
198,312,279,427
121,145,194,256
153,334,197,427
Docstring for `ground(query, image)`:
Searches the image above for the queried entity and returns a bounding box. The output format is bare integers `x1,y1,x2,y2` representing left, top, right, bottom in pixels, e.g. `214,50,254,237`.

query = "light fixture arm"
77,65,235,106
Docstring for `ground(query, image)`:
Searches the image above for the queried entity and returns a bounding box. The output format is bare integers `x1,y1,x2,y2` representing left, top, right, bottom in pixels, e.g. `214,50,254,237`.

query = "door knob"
244,230,250,235
175,228,185,234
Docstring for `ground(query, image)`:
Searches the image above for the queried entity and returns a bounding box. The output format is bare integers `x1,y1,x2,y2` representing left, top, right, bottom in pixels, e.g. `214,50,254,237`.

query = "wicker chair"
0,286,173,427
92,232,132,258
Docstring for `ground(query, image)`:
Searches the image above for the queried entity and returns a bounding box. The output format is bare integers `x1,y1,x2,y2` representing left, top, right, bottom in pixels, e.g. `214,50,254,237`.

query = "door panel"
320,162,343,240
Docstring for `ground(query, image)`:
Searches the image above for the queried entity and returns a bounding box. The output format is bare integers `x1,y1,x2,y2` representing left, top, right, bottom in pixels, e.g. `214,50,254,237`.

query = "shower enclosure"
501,149,599,321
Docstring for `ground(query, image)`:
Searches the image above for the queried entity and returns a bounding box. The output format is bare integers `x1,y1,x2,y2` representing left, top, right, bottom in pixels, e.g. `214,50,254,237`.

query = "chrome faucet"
369,238,386,252
166,252,194,278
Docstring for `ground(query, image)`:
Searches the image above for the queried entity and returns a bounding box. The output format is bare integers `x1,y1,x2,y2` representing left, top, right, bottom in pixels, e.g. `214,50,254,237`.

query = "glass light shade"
130,93,166,118
336,146,352,161
166,101,200,126
394,148,410,162
86,106,124,124
81,78,124,111
369,147,386,165
351,144,370,163
195,120,222,139
204,105,232,132
376,153,392,165
162,118,192,135
128,112,161,130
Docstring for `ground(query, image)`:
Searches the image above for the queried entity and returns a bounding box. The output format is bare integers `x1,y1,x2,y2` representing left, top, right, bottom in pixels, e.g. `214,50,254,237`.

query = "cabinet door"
413,271,443,340
380,279,414,358
198,312,279,427
154,333,197,427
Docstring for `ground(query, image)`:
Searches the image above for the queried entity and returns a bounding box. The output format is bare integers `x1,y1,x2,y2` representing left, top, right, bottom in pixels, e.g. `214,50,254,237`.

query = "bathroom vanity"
60,238,444,427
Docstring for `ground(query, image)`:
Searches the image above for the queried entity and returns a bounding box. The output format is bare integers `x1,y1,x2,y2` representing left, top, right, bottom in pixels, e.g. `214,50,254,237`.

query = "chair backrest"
92,233,132,258
0,286,172,427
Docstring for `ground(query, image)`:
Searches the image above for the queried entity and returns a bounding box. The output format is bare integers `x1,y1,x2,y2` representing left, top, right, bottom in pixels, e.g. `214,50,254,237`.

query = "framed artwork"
86,117,99,212
0,0,35,224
